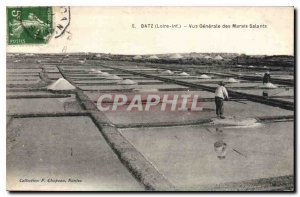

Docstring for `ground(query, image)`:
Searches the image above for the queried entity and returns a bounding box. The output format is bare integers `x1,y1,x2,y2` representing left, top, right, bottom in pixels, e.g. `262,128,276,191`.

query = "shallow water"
120,121,293,188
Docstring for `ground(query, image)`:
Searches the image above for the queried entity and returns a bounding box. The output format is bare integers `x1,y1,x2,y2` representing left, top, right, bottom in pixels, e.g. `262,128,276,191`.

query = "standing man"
215,81,229,119
263,71,271,84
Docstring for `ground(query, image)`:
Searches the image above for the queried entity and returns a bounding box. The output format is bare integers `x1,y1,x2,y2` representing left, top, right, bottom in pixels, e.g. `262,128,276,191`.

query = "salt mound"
98,72,111,77
133,55,142,60
212,117,258,127
47,78,76,90
118,79,137,85
264,83,277,89
178,72,190,76
90,70,104,74
248,65,254,68
237,65,243,67
169,53,183,59
149,55,159,59
214,55,223,60
204,55,212,59
227,78,239,83
161,70,174,75
199,74,211,79
106,75,122,80
95,70,103,74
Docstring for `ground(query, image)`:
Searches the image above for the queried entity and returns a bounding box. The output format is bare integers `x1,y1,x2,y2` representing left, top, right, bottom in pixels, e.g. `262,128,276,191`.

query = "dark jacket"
263,73,271,84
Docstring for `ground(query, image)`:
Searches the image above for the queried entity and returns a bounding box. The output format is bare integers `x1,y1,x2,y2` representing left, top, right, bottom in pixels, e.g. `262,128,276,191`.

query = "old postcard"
6,6,294,191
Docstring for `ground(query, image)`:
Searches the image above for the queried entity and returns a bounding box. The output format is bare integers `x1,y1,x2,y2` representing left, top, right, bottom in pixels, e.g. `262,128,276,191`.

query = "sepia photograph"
6,6,295,191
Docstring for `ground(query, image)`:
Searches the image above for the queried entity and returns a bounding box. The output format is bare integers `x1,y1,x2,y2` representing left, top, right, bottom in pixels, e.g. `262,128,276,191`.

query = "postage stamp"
7,7,53,45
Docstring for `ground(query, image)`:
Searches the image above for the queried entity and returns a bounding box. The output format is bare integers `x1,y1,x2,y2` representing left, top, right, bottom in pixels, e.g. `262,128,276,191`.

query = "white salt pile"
263,82,277,89
227,78,239,83
89,70,102,74
161,70,174,75
199,74,211,79
149,55,159,59
169,53,183,59
178,72,190,76
95,70,104,74
237,65,243,67
98,72,111,77
47,78,76,90
214,55,223,60
248,65,254,68
106,75,122,80
118,79,137,85
133,55,142,60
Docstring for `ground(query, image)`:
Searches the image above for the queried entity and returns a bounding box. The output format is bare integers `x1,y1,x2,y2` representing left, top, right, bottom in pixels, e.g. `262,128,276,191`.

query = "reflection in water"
214,128,227,160
214,140,227,160
262,90,269,99
59,96,81,111
213,127,248,159
215,127,223,134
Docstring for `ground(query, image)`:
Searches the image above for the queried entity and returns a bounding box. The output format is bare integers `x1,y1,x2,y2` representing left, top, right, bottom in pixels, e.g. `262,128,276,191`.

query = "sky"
7,6,294,55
